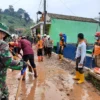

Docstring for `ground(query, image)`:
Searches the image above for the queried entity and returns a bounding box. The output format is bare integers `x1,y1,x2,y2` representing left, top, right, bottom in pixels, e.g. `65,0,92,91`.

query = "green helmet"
0,22,11,39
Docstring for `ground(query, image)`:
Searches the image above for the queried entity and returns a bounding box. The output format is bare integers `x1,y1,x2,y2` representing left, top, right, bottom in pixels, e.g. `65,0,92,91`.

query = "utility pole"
96,12,100,32
99,12,100,26
44,0,46,34
37,13,38,23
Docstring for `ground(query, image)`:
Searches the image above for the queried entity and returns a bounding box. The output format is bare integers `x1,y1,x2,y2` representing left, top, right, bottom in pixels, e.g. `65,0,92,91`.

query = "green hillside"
0,14,33,28
0,6,34,35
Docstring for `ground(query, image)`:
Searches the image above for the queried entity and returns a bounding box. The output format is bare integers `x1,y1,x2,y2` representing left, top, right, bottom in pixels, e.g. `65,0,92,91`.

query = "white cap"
11,34,18,39
47,35,50,39
44,34,47,37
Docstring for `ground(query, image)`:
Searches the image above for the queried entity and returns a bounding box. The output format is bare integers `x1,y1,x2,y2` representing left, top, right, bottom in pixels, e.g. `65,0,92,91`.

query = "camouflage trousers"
0,68,9,100
0,86,8,100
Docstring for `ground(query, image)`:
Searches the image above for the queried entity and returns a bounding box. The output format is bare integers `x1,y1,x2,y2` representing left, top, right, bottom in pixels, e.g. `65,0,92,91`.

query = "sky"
0,0,100,21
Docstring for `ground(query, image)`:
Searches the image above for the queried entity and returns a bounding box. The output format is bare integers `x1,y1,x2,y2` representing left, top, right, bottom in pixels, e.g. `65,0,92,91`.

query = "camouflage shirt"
0,40,23,99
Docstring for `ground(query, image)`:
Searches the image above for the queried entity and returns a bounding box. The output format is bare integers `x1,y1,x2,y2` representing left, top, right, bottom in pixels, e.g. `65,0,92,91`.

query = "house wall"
49,18,100,46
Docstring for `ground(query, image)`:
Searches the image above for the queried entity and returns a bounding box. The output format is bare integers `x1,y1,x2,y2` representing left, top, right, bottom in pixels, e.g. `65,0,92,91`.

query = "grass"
86,73,100,91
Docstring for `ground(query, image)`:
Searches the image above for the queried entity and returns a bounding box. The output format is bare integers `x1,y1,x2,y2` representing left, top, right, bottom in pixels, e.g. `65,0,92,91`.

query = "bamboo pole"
15,75,24,100
13,53,33,99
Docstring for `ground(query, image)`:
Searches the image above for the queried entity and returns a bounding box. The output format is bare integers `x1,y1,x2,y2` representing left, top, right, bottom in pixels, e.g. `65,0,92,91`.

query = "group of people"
0,22,39,99
0,22,86,100
58,33,86,84
9,35,38,79
37,34,53,62
1,21,100,100
0,23,54,99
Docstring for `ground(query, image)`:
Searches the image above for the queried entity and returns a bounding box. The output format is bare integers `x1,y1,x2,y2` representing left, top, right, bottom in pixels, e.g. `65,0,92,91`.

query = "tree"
9,25,15,34
24,13,30,23
16,8,26,19
9,5,14,16
0,9,2,13
19,15,22,20
9,5,14,11
17,8,25,15
22,28,31,36
4,9,10,15
0,15,2,21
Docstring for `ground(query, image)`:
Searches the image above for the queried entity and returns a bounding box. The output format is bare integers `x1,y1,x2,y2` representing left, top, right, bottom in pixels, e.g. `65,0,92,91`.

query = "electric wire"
59,0,76,15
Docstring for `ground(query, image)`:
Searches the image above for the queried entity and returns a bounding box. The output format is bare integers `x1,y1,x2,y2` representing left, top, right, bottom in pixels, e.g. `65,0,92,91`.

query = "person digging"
18,36,38,80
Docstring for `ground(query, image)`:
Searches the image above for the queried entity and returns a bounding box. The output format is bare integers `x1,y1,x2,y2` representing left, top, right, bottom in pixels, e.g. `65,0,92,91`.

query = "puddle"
82,89,89,100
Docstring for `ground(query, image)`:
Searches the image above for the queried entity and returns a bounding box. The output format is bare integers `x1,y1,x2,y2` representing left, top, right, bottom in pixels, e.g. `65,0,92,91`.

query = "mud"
7,48,100,100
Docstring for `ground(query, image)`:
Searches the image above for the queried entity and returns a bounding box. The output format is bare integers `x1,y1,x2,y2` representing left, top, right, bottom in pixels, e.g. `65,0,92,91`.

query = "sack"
94,67,100,74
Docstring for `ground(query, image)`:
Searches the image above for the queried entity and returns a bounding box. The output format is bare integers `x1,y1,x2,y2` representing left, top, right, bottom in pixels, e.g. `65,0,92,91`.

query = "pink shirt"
18,39,34,55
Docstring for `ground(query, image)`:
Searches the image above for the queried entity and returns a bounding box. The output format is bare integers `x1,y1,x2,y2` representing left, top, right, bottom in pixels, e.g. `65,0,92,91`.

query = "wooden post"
15,75,23,100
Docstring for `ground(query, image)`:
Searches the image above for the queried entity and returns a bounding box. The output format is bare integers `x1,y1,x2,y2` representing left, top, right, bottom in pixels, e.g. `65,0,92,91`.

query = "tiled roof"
48,13,98,23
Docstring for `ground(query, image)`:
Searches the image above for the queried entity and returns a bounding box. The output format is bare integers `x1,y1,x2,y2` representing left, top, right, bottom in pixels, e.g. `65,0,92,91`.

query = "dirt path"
7,48,100,100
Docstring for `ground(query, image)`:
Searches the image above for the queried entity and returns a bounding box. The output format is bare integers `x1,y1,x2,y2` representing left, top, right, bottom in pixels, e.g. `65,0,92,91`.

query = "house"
31,13,100,46
15,28,25,34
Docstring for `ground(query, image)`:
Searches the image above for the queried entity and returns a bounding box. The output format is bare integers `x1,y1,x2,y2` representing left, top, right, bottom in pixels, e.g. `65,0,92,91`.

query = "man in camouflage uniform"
0,23,27,100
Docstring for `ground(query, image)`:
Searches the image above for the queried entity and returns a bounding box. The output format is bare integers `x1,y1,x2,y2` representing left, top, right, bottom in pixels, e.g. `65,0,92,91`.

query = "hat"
95,37,100,40
95,32,100,37
44,34,47,37
22,36,26,39
47,35,50,39
59,33,63,36
0,23,10,37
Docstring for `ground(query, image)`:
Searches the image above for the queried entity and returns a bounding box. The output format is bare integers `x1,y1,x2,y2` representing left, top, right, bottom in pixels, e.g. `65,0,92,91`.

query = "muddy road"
7,49,100,100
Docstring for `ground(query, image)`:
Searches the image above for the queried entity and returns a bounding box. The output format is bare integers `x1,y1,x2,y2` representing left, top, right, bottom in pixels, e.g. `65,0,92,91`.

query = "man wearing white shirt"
73,33,86,84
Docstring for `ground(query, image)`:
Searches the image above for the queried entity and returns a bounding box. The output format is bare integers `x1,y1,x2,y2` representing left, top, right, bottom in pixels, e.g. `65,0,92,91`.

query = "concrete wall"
56,43,95,68
49,18,100,46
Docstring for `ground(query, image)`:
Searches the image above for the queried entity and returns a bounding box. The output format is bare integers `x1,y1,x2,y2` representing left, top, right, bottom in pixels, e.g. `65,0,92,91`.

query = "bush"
86,74,100,91
3,16,7,19
8,20,14,24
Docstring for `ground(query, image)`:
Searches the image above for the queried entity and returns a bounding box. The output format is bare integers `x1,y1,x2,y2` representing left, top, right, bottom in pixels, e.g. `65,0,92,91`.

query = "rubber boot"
48,54,51,58
18,72,26,81
73,71,80,80
60,55,63,60
58,54,61,59
38,56,40,62
77,73,84,84
41,56,43,62
33,68,38,78
22,72,26,80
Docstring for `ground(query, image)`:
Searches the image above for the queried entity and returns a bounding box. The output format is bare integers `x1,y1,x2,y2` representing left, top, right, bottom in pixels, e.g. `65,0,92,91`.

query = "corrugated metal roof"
48,13,98,23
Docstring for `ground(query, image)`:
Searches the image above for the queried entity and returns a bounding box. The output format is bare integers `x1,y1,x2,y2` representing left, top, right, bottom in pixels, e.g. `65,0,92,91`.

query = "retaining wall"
56,43,95,68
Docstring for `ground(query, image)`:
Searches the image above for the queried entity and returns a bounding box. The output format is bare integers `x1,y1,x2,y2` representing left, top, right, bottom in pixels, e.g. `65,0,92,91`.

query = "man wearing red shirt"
18,36,37,79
